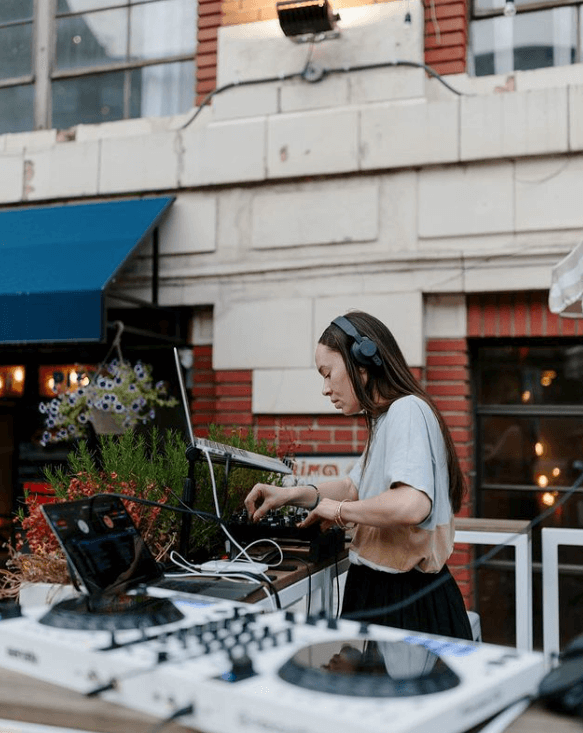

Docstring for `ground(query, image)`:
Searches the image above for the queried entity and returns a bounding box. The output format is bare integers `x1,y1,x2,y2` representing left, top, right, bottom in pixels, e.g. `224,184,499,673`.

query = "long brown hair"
318,310,466,514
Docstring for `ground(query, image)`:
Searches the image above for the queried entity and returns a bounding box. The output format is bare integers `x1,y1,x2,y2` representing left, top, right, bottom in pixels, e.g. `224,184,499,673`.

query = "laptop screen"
41,495,162,597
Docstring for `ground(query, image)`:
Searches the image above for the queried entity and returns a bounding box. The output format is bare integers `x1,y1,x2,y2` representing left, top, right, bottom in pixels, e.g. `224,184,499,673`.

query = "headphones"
332,316,382,367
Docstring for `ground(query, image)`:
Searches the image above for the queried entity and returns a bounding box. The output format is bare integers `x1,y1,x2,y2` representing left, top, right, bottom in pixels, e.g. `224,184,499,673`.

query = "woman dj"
244,310,473,641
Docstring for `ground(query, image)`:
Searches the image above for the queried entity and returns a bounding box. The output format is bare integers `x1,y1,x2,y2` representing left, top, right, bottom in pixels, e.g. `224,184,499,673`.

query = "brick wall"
424,337,474,604
197,0,468,103
424,0,467,75
468,290,583,338
197,0,221,103
191,345,253,431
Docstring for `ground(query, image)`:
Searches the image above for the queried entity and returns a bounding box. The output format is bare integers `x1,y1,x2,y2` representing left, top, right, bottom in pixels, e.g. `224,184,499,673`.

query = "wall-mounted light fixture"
0,365,26,398
39,364,92,398
276,0,340,43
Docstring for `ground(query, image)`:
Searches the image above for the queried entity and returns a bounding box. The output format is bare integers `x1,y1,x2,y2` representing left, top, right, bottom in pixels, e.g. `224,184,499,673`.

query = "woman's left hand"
296,497,343,532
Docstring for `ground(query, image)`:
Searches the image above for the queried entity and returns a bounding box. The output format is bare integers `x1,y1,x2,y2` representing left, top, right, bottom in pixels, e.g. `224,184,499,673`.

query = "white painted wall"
0,1,581,413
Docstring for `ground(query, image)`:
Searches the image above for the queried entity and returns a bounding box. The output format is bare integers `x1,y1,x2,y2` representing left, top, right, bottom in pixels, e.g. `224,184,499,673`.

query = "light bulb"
503,0,516,16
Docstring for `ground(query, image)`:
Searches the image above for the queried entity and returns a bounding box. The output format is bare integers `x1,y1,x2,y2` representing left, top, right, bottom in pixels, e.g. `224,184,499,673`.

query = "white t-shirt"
348,395,455,573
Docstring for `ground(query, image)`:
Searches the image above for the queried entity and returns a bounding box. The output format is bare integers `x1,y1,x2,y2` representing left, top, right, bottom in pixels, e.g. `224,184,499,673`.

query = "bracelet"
306,484,320,510
335,499,356,530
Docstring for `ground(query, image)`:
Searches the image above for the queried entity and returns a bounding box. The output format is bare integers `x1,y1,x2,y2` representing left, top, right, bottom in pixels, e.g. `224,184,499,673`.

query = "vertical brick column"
424,0,467,75
426,337,474,605
214,371,253,427
192,344,216,435
196,0,221,104
191,345,253,433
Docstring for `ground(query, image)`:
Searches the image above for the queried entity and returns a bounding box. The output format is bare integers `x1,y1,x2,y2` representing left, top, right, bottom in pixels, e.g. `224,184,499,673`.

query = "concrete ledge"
0,153,24,202
461,87,568,161
25,142,99,200
181,117,267,186
251,181,379,249
360,98,459,170
99,132,179,193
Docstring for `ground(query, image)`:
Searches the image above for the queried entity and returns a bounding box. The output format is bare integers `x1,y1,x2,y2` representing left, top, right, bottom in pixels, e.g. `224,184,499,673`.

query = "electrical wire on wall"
179,46,470,132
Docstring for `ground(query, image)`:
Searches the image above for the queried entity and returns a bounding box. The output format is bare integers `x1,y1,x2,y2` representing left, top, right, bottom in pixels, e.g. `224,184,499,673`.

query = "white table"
455,518,533,651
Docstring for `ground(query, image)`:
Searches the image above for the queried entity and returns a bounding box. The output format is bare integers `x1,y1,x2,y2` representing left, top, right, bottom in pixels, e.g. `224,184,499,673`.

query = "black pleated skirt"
341,562,474,641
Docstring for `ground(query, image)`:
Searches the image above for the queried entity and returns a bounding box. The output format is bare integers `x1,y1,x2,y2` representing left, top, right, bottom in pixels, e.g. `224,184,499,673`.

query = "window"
473,340,583,648
0,0,196,134
469,0,578,76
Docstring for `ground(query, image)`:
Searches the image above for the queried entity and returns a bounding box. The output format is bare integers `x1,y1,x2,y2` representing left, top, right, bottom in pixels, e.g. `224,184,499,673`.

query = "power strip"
199,559,269,574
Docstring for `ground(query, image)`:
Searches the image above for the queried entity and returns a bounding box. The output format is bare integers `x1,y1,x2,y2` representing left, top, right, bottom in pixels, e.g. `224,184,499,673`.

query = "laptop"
41,494,164,598
41,494,259,610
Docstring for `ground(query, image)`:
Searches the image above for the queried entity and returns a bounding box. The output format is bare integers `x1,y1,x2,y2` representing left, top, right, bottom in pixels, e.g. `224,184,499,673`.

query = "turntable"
277,637,461,697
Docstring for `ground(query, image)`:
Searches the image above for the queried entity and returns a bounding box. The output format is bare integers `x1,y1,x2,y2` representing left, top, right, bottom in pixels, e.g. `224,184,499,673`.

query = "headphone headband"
332,316,382,367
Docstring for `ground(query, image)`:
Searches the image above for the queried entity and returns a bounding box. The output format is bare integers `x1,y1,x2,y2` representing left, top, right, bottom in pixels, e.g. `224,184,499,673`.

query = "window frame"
469,0,583,76
0,0,196,132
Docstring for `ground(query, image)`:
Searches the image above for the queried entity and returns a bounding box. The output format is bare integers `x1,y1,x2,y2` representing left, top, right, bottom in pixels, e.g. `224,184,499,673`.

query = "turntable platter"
278,638,460,697
38,593,184,631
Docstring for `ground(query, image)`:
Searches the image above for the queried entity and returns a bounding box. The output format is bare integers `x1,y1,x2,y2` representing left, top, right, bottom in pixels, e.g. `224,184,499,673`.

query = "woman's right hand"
244,483,288,522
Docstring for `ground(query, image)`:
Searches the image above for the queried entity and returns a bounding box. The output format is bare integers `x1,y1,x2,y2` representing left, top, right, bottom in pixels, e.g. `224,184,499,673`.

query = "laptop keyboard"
152,576,260,601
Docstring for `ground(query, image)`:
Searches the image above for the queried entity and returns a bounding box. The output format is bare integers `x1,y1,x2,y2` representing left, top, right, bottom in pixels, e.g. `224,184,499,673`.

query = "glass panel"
52,71,125,127
129,0,196,61
480,415,583,489
480,486,583,530
56,8,128,70
478,557,583,649
0,84,34,133
471,7,576,76
129,60,194,117
0,22,32,79
475,344,583,405
57,0,127,13
0,0,33,22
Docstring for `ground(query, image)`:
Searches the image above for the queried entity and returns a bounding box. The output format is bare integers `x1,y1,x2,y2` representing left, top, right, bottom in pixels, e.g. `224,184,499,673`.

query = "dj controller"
0,589,547,733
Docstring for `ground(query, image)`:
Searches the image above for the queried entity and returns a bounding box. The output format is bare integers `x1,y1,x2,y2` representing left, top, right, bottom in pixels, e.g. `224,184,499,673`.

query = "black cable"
179,58,468,132
334,552,341,618
283,553,312,616
146,703,194,733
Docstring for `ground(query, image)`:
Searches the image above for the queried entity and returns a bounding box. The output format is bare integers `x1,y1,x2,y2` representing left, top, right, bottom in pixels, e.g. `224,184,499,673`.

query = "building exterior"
1,0,583,648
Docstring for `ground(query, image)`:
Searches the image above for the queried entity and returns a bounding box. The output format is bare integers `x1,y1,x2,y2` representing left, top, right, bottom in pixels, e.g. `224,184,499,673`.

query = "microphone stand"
179,445,200,558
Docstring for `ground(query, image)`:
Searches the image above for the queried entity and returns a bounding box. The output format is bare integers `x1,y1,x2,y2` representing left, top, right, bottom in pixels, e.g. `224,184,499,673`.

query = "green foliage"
41,425,286,559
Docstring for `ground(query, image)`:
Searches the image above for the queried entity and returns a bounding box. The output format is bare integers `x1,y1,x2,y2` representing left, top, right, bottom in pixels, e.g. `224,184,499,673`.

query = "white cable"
203,448,222,518
231,538,284,568
200,449,274,584
168,550,277,611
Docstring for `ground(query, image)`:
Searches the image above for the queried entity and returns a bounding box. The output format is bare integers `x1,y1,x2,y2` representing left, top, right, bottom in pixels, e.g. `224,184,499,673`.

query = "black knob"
230,649,255,680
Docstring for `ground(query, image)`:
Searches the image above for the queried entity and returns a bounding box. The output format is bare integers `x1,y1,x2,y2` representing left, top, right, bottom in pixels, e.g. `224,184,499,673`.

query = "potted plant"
0,426,293,600
38,358,177,446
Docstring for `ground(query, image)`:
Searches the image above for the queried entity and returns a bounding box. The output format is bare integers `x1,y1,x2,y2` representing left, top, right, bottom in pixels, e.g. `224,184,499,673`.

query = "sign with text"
291,454,359,484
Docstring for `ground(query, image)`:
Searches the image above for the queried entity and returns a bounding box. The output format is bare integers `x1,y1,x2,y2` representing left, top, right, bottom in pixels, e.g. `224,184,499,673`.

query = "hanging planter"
38,322,177,446
89,407,127,435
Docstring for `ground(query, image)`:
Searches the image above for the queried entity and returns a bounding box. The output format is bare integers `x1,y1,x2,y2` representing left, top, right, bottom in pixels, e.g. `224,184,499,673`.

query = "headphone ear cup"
350,341,366,366
351,337,380,366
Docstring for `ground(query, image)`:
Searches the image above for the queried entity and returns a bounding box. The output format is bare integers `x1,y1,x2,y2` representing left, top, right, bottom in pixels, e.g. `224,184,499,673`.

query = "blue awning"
0,196,174,344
